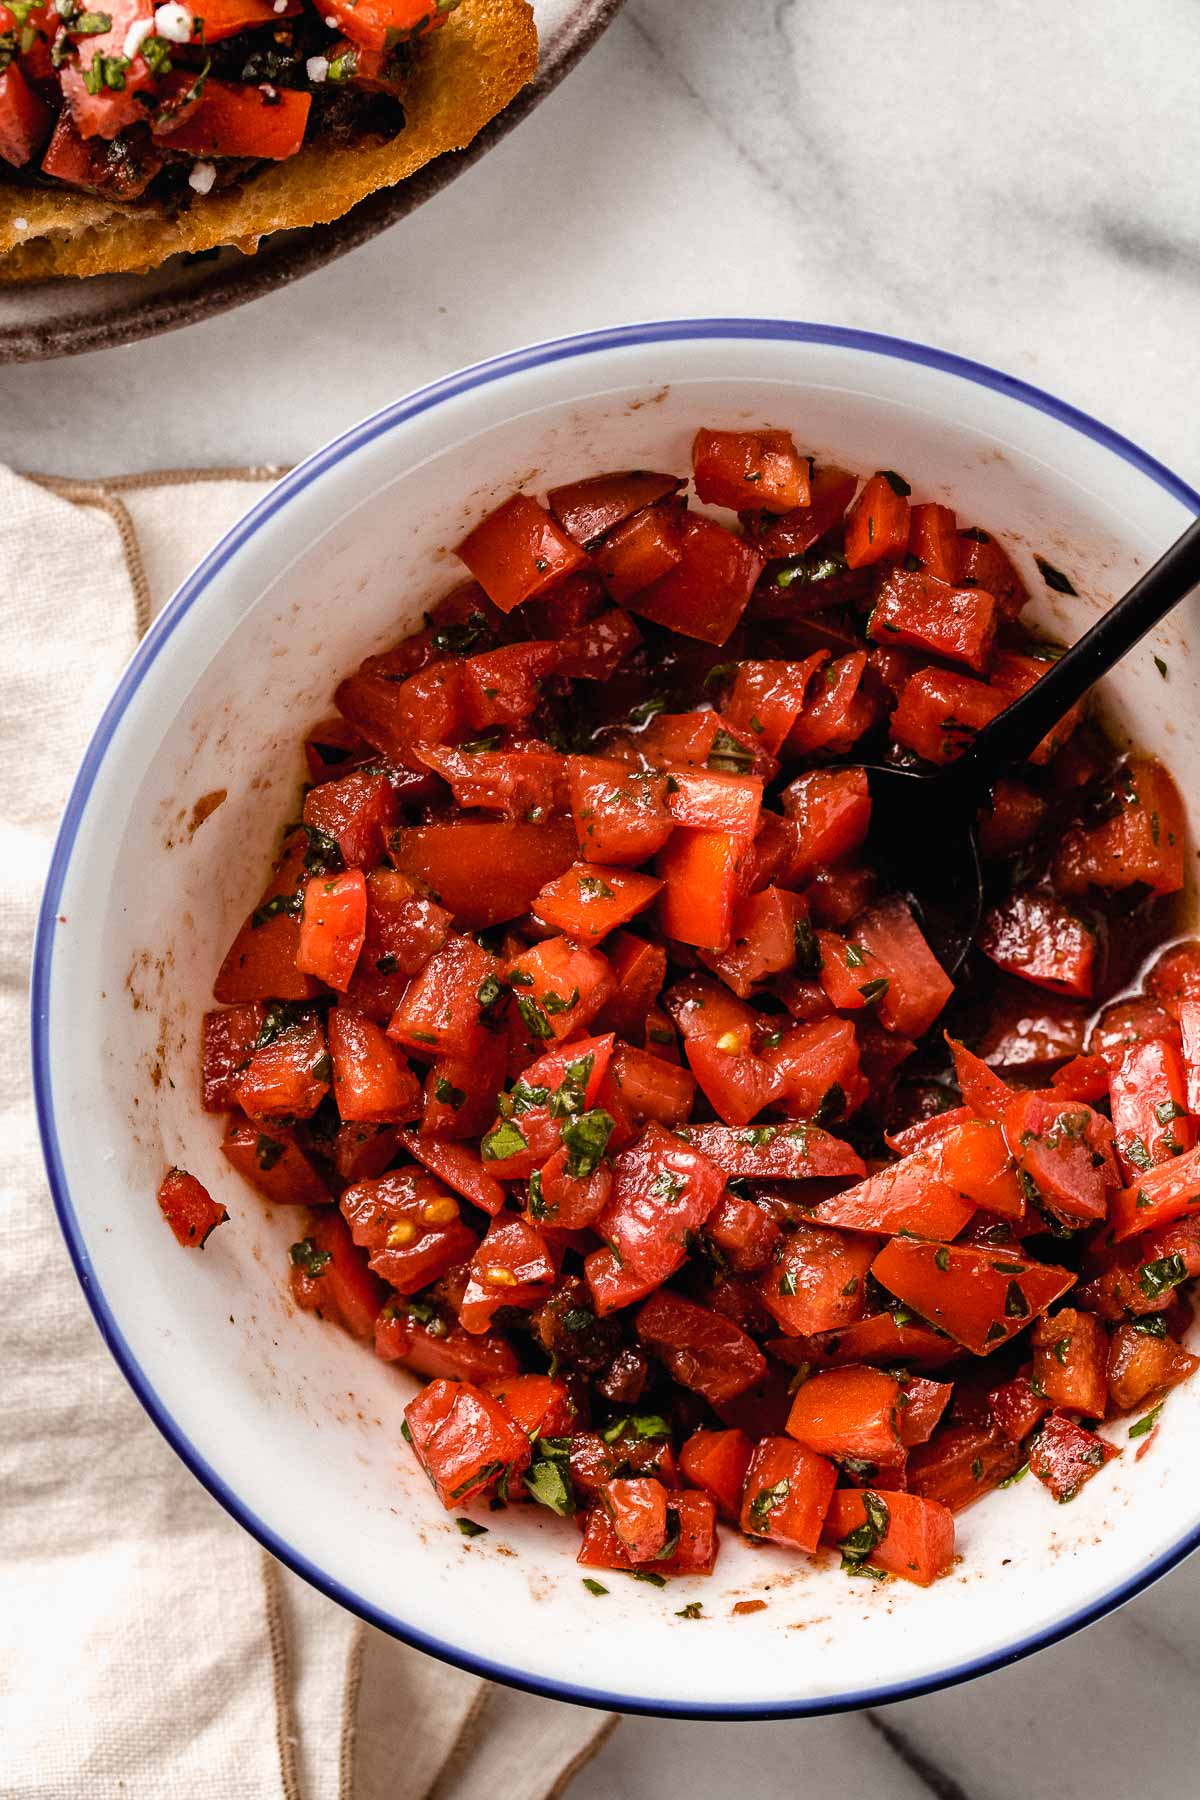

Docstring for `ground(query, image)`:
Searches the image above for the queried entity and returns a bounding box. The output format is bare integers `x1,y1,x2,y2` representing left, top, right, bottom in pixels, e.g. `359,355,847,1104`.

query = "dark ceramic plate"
0,0,622,363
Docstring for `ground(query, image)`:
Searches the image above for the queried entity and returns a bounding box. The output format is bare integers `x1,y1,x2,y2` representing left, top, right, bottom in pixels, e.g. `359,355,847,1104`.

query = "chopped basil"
778,1269,798,1297
476,972,507,1016
814,1082,846,1126
256,1134,285,1172
838,1490,890,1569
649,1169,688,1205
602,1412,670,1443
456,1517,488,1538
843,942,867,969
774,549,848,589
793,915,820,974
561,1108,615,1179
1004,1280,1030,1319
997,1461,1029,1489
481,1119,528,1162
542,986,580,1014
458,732,503,755
515,993,553,1040
505,1079,552,1116
707,728,754,775
524,1437,576,1516
301,824,343,874
879,469,911,497
527,1170,552,1221
434,1076,466,1110
934,1247,950,1272
577,877,613,901
1123,1134,1153,1172
1138,1252,1187,1299
630,1570,668,1587
310,1051,332,1085
1129,1402,1164,1440
432,609,489,655
289,1237,329,1277
549,1054,594,1120
563,1307,594,1332
1154,655,1169,680
1131,1315,1168,1337
743,1125,777,1147
1034,555,1077,595
675,1602,703,1619
628,697,666,727
1154,1099,1187,1125
858,977,889,1003
747,1477,790,1532
375,953,400,974
582,1578,609,1596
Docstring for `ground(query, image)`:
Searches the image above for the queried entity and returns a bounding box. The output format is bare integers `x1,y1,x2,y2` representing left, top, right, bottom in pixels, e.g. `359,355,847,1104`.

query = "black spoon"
861,514,1200,975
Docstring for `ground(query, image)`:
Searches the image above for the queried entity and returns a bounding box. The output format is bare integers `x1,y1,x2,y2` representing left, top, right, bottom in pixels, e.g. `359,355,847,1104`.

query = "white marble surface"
7,0,1200,1789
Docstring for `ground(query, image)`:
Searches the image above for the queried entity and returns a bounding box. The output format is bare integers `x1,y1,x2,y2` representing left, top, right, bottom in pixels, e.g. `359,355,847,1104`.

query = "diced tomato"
622,515,764,646
567,757,674,865
605,1042,695,1126
598,1477,669,1561
335,1122,404,1184
886,1106,971,1157
693,427,809,513
214,829,323,1005
665,768,764,837
0,65,49,167
398,1130,507,1216
786,1365,903,1463
1145,940,1200,1016
158,79,310,157
531,1144,612,1230
741,463,858,557
327,1006,422,1124
850,897,953,1039
822,1489,954,1585
192,0,301,33
39,108,155,195
890,666,1007,765
1107,1322,1199,1412
1179,999,1200,1116
978,779,1048,861
1108,1141,1200,1243
895,1375,952,1446
810,1148,973,1241
636,1290,767,1404
422,1037,507,1141
740,1437,836,1551
779,767,871,879
786,652,870,756
506,936,613,1046
378,1312,519,1384
869,569,996,673
686,1121,865,1183
389,820,577,930
947,1036,1014,1122
386,934,497,1059
762,1015,864,1120
700,886,808,998
665,974,758,1048
685,1035,784,1128
201,1003,265,1112
704,1191,781,1272
361,869,451,978
1076,1209,1200,1320
772,1311,956,1372
1028,1411,1117,1502
679,1427,754,1521
548,469,684,545
221,1118,329,1207
657,827,749,953
1051,1054,1111,1104
237,1013,329,1121
1089,994,1181,1071
760,1224,877,1338
556,608,644,681
1002,1090,1115,1224
303,771,397,872
1031,1308,1108,1418
484,1372,577,1441
1107,1036,1194,1187
455,494,586,612
583,1246,660,1316
955,529,1028,618
404,1378,532,1509
460,641,560,731
987,1368,1050,1443
157,1168,227,1248
871,1239,1074,1355
722,656,826,755
986,652,1085,765
591,933,668,1039
341,1168,478,1295
844,474,910,569
906,1421,1023,1510
532,862,662,949
905,502,958,581
594,502,685,602
579,1488,718,1575
335,654,466,768
1055,757,1186,896
939,1118,1026,1219
295,869,367,992
978,890,1095,999
290,1209,383,1339
595,1121,725,1285
458,1215,556,1334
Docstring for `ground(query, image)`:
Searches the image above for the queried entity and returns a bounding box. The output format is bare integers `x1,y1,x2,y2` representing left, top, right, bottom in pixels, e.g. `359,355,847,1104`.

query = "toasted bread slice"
0,0,536,282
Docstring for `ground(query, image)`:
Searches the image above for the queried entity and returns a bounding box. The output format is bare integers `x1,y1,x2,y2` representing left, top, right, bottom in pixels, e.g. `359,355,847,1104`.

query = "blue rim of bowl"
31,319,1200,1721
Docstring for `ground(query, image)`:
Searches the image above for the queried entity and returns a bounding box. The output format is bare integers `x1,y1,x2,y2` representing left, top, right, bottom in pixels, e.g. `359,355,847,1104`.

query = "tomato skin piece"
567,757,674,866
821,1489,954,1586
907,502,958,581
723,656,826,755
741,463,857,557
303,771,397,872
158,80,310,158
594,502,685,602
389,820,577,930
398,1130,507,1216
158,1169,228,1248
595,1122,725,1285
760,1224,877,1338
739,1437,836,1551
483,1373,577,1441
386,934,497,1060
0,65,49,167
532,862,662,949
636,1290,767,1405
456,494,587,613
890,666,1007,765
870,1239,1075,1355
657,827,749,953
221,1119,329,1207
692,428,809,513
843,474,910,569
851,897,954,1039
214,829,323,1005
1031,1308,1108,1418
685,1122,865,1183
869,569,997,673
623,514,764,646
885,1106,972,1158
939,1118,1026,1219
1028,1411,1117,1502
459,1216,556,1334
978,891,1095,999
1108,1037,1194,1185
1108,1140,1200,1242
679,1427,753,1521
202,1003,265,1112
1002,1090,1115,1224
947,1035,1014,1123
1107,1322,1198,1413
810,1149,974,1242
237,1015,329,1122
665,768,763,837
1054,757,1186,896
779,767,871,879
296,870,367,992
328,1006,423,1124
785,1365,903,1463
404,1378,532,1510
341,1169,478,1296
547,470,685,545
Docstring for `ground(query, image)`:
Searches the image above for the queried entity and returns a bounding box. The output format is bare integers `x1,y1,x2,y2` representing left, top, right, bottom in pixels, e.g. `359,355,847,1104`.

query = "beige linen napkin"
0,465,618,1800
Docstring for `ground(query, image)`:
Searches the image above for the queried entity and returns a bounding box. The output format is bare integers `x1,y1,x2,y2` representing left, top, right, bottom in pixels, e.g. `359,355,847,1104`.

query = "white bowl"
32,321,1200,1718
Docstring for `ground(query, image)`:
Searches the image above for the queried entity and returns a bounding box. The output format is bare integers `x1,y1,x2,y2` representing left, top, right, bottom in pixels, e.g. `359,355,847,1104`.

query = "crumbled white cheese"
323,14,336,25
188,160,217,194
305,53,329,81
13,216,28,231
272,0,287,12
154,2,193,42
123,14,154,58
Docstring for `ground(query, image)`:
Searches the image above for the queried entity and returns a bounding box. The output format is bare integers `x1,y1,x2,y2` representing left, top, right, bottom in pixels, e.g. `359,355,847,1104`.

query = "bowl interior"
37,325,1200,1715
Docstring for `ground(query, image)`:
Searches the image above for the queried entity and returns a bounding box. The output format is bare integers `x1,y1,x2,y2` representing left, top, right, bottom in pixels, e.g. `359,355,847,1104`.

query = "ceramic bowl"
32,320,1200,1718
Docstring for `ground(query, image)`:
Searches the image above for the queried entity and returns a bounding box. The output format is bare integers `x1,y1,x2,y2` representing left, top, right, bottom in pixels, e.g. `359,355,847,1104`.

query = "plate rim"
31,316,1200,1720
0,0,626,365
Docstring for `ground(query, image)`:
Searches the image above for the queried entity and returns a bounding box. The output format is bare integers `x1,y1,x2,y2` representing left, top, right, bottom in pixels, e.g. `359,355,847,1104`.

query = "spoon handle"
953,513,1200,789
